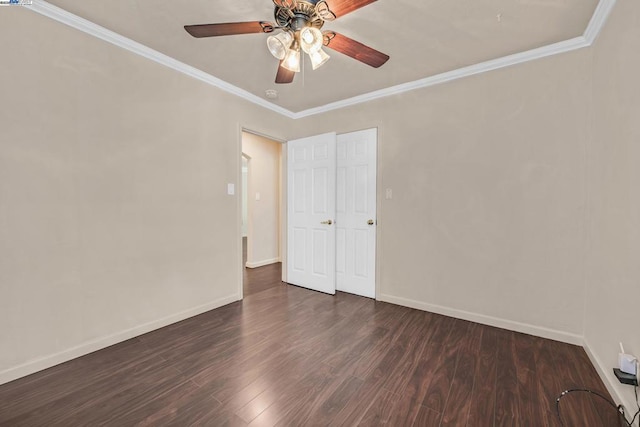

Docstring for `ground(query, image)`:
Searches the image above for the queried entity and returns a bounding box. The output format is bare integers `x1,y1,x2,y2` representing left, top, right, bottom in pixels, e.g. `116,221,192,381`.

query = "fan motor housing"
274,0,324,31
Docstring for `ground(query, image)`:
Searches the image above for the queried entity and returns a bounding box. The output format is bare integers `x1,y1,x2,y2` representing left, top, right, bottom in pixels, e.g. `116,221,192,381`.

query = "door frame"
241,153,251,264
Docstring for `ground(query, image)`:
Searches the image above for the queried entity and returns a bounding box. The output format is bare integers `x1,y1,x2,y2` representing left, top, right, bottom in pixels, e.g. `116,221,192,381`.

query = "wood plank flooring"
0,259,625,426
243,237,282,297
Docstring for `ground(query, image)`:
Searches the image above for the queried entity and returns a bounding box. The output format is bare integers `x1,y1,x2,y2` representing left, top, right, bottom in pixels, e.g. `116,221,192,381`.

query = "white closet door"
287,132,337,295
336,129,377,298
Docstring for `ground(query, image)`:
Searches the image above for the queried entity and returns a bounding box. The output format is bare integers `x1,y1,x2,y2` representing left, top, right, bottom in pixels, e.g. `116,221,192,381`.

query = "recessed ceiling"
43,0,599,112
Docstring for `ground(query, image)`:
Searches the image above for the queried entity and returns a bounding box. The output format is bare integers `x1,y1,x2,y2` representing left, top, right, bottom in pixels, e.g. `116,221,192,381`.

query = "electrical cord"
629,385,640,426
555,387,639,426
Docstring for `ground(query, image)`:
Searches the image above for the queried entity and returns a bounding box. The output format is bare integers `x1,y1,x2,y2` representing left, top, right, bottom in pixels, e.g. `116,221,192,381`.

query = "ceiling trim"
296,0,617,118
27,0,297,119
27,0,616,120
294,36,589,119
584,0,616,44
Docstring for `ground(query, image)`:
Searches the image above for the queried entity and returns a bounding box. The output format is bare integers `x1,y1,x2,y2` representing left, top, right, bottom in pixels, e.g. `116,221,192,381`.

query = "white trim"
26,0,296,119
245,257,281,269
25,0,616,119
294,36,589,118
582,339,639,426
378,293,583,346
237,125,245,302
584,0,617,44
0,294,239,386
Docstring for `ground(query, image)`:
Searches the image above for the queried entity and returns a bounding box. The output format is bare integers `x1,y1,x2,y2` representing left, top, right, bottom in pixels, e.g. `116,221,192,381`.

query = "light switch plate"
227,183,235,195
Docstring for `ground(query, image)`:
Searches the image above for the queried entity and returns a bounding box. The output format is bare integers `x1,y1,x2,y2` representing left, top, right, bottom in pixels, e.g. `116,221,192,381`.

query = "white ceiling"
43,0,599,112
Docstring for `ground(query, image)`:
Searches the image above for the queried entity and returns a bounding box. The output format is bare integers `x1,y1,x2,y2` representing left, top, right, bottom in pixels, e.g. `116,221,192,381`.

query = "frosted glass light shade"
267,31,293,60
282,48,301,72
309,48,330,70
299,27,323,54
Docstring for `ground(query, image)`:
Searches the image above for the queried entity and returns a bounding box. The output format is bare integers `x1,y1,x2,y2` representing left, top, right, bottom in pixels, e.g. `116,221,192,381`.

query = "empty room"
1,0,639,425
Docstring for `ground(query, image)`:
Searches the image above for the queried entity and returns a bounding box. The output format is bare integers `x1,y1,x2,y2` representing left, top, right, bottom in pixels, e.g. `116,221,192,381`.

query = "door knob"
368,219,375,225
321,220,333,225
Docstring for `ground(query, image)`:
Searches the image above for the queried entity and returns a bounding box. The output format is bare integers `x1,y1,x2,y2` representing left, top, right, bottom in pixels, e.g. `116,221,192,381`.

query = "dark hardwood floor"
0,248,625,426
243,237,283,298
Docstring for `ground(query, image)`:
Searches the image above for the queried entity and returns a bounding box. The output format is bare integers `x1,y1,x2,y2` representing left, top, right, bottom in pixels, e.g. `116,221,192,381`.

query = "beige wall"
289,49,593,342
588,0,640,416
242,132,281,268
0,8,289,383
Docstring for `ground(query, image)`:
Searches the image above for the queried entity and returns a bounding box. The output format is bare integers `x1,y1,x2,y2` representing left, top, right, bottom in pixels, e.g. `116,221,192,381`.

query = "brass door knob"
368,219,375,225
321,220,333,225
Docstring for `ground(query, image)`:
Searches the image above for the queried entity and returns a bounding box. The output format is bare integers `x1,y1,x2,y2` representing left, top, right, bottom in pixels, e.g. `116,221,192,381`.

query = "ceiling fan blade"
323,32,389,68
324,0,377,18
275,60,295,84
184,21,274,38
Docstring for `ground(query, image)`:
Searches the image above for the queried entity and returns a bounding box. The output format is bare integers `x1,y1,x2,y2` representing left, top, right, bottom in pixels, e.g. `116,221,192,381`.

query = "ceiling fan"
184,0,390,84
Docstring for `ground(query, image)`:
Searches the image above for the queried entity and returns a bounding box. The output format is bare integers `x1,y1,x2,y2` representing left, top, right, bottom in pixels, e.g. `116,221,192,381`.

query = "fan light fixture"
282,47,301,72
309,48,330,70
300,26,323,53
269,25,330,72
266,31,293,60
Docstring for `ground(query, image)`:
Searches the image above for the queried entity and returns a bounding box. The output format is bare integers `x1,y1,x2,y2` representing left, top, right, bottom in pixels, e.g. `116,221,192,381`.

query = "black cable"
555,388,632,426
629,385,640,426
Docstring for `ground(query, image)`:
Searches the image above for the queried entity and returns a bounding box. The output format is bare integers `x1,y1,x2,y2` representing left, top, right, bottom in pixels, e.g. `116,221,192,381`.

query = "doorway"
241,131,283,297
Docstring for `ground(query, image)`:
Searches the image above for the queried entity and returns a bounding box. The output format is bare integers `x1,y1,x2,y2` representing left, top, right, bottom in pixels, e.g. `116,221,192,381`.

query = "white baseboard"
0,294,239,386
582,338,638,426
245,258,280,269
377,294,583,346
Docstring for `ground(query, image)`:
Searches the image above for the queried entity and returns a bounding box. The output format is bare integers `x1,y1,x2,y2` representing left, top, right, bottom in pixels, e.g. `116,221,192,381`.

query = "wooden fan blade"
324,0,377,18
184,21,274,38
275,60,295,84
324,32,389,68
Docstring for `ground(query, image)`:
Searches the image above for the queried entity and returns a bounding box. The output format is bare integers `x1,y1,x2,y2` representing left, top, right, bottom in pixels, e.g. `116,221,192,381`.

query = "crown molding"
295,0,618,118
26,0,297,119
293,36,590,119
584,0,616,44
26,0,616,120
